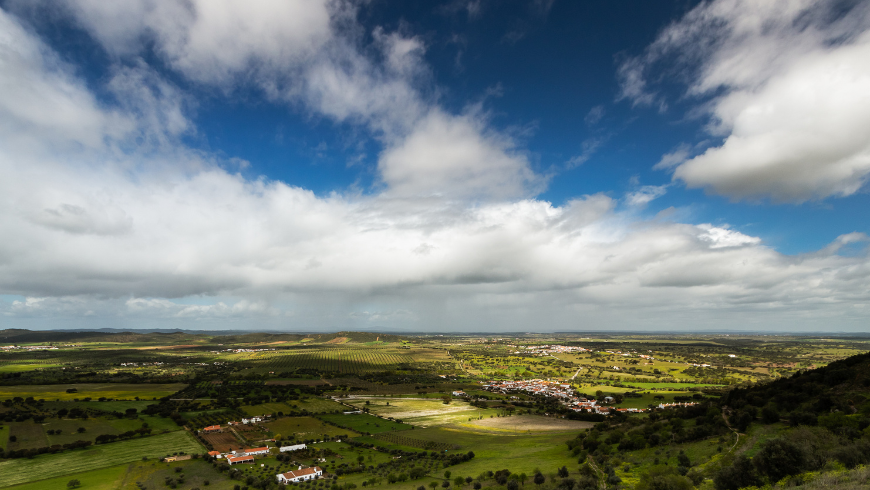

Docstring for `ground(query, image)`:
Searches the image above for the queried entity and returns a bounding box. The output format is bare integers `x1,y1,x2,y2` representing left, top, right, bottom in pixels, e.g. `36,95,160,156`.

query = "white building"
277,466,323,484
239,447,270,456
280,444,307,452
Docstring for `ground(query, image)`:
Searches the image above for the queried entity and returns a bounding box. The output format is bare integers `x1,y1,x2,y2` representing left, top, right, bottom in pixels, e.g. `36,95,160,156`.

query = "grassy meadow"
0,383,187,401
0,431,203,487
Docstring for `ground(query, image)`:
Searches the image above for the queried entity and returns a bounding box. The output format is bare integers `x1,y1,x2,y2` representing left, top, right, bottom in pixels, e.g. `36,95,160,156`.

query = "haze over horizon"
1,0,869,333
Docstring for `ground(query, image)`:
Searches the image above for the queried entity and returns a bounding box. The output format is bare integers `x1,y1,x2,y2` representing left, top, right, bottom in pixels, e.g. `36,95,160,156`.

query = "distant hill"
722,350,870,422
0,328,410,345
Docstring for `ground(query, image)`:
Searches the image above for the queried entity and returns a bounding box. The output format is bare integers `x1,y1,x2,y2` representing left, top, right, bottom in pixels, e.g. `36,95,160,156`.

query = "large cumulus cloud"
622,0,870,202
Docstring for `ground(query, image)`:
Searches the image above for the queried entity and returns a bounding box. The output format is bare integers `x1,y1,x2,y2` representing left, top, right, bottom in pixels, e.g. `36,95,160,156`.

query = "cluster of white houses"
483,379,648,415
523,345,590,354
1,345,59,351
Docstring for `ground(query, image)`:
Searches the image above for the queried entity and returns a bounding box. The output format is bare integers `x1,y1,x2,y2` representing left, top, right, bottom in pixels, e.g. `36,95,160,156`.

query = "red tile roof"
282,467,322,479
227,455,254,463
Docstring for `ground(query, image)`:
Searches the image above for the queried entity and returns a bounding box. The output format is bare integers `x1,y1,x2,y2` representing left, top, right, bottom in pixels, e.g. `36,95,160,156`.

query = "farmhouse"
452,391,466,396
202,425,221,433
242,446,270,456
227,455,255,465
277,466,323,484
208,451,222,458
280,444,307,452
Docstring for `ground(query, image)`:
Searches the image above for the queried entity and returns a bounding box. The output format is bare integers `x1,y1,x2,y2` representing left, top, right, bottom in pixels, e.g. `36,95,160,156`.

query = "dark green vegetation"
0,328,868,489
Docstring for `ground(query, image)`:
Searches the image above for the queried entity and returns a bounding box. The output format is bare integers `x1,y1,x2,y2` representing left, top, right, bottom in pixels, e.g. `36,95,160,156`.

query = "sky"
1,0,869,333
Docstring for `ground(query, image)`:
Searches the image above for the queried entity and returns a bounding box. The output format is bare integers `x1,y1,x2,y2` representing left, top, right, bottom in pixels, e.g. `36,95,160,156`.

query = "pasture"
6,463,130,490
317,413,413,433
0,383,187,401
4,416,182,450
0,430,203,487
363,397,501,427
462,414,594,432
400,428,582,478
264,416,359,439
240,397,345,416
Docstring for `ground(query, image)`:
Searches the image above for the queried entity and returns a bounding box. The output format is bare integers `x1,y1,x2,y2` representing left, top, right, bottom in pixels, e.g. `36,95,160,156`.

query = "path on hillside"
721,409,741,453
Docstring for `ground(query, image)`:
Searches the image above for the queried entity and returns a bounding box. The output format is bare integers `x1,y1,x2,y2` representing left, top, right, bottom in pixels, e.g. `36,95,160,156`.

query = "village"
480,379,699,415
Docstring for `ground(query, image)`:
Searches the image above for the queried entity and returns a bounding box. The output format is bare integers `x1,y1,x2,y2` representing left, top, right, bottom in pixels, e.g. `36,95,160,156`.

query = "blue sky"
1,0,869,332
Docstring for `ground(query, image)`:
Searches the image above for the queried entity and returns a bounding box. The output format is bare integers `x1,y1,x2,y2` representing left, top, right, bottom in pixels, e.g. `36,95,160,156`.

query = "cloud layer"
0,3,869,331
622,0,870,202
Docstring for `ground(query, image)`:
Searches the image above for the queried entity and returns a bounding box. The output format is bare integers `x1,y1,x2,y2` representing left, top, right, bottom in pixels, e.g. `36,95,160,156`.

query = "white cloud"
48,0,539,201
379,110,542,199
0,9,132,150
654,144,691,170
61,0,332,84
566,138,604,169
584,105,605,125
623,0,870,202
625,185,668,207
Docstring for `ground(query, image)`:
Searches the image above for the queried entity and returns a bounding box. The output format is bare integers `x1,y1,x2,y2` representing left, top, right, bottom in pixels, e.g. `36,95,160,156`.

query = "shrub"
713,455,760,490
753,438,806,483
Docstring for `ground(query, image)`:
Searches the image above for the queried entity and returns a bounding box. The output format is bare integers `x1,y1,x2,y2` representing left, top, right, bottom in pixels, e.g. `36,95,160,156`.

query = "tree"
557,466,569,478
753,438,805,483
635,467,693,490
67,480,81,489
761,405,780,424
713,455,760,490
677,451,690,467
454,477,465,487
444,471,452,479
519,473,527,486
430,481,439,490
533,473,546,486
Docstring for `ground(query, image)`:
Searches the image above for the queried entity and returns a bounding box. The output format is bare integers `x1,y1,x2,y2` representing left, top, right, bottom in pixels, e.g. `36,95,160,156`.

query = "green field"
0,424,8,451
0,383,187,401
0,363,65,373
618,382,725,390
614,391,698,409
6,463,130,490
317,413,414,433
240,397,345,416
44,400,157,412
357,397,505,427
3,416,181,450
0,430,204,487
264,416,360,439
401,428,581,477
